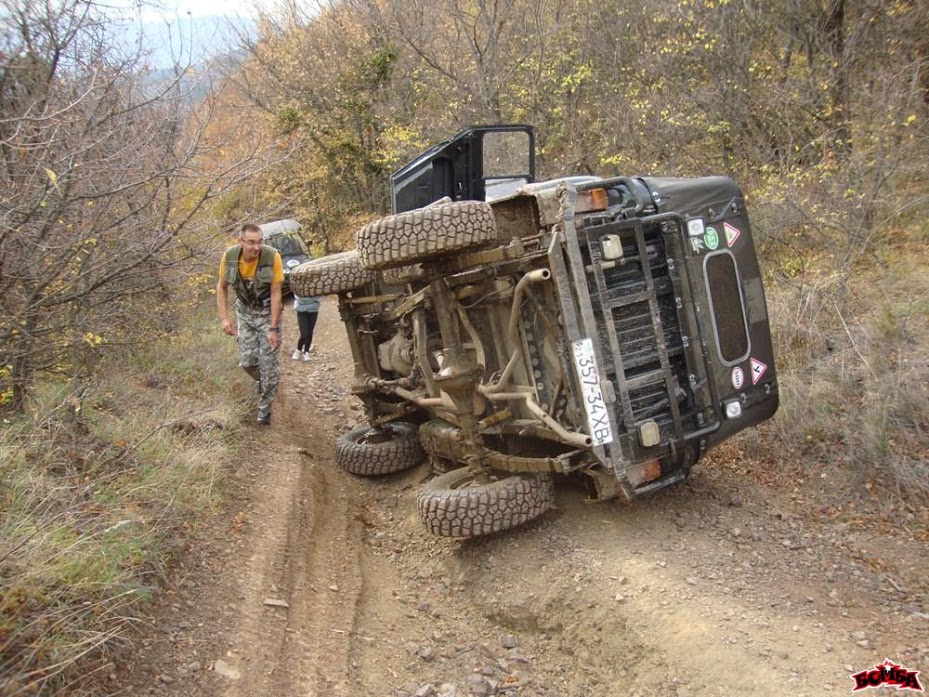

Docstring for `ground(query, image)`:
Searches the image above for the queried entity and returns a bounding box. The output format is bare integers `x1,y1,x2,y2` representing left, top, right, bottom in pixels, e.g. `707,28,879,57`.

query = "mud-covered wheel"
290,250,374,296
417,467,555,537
356,201,497,270
335,422,425,476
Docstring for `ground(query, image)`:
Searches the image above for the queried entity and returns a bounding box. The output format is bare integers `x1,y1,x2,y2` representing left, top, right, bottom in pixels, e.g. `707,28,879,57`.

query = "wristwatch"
269,326,281,333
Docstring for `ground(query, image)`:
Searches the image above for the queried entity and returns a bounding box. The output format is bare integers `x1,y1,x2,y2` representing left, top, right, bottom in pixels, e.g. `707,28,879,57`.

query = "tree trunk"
823,0,851,157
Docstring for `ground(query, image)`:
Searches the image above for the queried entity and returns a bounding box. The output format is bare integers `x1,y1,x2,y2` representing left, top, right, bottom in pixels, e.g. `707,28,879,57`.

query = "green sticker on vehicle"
704,226,719,250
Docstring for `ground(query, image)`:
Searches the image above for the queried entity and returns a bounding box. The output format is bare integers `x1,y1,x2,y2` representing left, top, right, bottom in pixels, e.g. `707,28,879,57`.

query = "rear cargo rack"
554,182,725,495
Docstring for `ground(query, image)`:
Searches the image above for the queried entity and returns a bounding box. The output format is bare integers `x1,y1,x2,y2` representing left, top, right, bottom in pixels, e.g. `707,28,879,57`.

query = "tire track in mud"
215,424,306,697
220,304,368,697
287,431,366,697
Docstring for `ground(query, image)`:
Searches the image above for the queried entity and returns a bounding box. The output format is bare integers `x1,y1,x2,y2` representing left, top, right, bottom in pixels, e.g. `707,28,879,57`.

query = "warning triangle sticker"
724,222,741,247
750,357,767,384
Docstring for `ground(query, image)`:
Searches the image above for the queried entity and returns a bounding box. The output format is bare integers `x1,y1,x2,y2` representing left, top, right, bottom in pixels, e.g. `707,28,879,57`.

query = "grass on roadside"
0,299,249,696
740,236,929,502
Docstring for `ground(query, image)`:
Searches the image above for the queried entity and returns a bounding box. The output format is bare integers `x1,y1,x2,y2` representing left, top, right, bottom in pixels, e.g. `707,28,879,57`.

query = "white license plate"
571,338,614,446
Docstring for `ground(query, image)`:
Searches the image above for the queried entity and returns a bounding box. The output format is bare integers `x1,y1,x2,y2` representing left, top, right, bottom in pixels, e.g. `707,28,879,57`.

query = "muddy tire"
356,201,497,270
290,251,374,296
335,422,425,476
417,467,554,537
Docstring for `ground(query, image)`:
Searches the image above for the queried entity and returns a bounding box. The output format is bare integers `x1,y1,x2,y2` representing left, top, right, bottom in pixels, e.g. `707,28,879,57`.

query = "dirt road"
116,299,927,697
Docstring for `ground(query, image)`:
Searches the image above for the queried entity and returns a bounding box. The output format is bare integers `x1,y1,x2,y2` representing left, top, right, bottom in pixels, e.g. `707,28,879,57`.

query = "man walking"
217,222,284,425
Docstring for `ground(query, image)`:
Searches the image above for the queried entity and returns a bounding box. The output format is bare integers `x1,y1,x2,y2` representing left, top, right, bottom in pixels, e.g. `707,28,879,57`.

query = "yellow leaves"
781,256,805,278
656,106,683,128
187,273,215,293
747,61,775,78
601,152,632,169
83,333,105,347
559,63,593,91
44,168,60,191
903,114,917,127
378,125,424,168
887,0,911,17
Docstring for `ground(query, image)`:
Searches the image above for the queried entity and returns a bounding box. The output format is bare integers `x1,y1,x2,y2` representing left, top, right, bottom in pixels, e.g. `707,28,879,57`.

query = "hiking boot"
302,351,311,361
292,349,302,360
257,411,271,425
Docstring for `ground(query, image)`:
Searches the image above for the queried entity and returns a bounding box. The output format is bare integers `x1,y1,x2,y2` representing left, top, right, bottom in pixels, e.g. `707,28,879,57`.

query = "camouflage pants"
236,301,280,418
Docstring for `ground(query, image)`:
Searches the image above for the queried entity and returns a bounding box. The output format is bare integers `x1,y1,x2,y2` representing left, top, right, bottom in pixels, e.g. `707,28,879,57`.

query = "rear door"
390,125,535,213
640,176,779,445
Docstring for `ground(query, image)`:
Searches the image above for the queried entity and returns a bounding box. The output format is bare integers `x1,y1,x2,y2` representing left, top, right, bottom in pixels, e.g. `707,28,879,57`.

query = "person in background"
216,223,283,425
292,293,321,361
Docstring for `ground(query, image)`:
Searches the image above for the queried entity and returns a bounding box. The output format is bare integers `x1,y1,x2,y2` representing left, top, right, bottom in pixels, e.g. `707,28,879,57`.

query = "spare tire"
356,201,496,270
290,250,374,296
416,467,554,537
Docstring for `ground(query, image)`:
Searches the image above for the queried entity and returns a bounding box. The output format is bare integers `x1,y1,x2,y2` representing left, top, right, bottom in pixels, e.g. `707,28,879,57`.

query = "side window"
483,130,532,201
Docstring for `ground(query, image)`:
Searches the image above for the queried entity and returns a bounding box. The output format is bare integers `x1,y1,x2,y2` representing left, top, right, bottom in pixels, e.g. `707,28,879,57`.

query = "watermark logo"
851,658,923,692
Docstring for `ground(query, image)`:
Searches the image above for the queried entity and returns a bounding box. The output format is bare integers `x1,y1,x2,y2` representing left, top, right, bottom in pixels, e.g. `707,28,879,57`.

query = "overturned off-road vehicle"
292,125,778,538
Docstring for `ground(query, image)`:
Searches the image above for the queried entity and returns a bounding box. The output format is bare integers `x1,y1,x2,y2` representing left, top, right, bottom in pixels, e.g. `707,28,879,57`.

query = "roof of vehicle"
259,219,301,237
